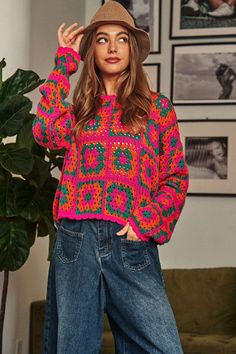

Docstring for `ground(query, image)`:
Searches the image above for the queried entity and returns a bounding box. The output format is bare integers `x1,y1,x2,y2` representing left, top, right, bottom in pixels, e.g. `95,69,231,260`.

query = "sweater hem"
56,211,129,229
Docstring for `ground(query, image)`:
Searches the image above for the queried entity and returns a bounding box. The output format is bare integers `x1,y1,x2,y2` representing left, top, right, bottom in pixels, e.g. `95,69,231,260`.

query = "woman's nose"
108,40,117,53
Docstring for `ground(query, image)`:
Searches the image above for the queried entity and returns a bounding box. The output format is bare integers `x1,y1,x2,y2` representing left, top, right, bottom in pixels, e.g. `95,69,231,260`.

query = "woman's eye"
97,37,128,43
119,37,128,42
97,37,106,43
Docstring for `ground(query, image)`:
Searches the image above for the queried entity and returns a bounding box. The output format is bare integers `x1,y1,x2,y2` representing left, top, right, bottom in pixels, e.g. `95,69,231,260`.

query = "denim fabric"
43,218,183,354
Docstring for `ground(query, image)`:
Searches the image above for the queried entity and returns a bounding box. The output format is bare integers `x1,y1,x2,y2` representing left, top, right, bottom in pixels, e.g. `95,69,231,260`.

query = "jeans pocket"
56,224,84,264
121,238,151,271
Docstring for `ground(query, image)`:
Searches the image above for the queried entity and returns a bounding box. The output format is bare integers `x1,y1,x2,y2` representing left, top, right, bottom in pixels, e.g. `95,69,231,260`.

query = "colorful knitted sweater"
32,46,189,244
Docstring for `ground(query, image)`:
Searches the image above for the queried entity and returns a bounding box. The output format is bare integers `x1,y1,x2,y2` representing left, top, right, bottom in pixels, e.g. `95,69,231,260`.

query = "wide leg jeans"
42,217,184,354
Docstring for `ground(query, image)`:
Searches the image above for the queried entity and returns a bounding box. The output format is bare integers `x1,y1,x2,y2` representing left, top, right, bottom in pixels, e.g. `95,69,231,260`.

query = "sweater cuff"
55,46,81,75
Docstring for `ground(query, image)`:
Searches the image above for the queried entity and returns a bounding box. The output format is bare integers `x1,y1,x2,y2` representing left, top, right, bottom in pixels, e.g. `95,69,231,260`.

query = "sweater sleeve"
128,94,189,244
32,46,81,150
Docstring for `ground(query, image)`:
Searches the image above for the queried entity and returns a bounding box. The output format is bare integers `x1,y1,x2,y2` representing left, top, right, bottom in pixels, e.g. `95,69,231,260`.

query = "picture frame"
101,0,162,55
178,119,236,196
171,42,236,105
170,0,236,39
143,63,160,92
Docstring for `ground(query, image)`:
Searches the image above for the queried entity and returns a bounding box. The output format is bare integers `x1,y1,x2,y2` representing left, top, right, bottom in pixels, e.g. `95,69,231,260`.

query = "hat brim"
79,20,150,63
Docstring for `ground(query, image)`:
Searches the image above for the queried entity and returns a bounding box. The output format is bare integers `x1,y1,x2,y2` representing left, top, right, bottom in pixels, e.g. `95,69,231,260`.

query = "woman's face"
210,141,225,160
93,24,130,79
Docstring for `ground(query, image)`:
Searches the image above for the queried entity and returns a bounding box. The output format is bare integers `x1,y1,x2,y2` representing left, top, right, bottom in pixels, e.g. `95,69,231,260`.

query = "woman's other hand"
57,22,85,54
116,222,142,241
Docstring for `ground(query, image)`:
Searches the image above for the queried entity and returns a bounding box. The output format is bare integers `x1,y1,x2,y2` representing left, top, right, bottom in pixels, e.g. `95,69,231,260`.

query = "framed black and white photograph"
170,0,236,39
102,0,162,54
171,42,236,105
143,63,160,92
178,119,236,196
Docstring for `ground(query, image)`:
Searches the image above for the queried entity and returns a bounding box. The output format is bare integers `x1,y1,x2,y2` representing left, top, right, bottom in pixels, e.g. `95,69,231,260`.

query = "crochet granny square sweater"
32,46,189,244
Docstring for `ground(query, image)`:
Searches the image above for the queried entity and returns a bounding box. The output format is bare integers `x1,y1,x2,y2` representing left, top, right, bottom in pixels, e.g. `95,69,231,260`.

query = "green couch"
30,267,236,354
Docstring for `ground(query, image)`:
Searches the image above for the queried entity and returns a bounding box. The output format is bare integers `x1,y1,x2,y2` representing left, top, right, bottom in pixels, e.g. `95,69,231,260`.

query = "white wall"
0,0,235,353
0,0,31,75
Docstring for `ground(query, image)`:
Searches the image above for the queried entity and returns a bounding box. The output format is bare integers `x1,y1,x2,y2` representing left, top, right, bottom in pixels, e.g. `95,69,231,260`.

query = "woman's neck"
102,76,117,96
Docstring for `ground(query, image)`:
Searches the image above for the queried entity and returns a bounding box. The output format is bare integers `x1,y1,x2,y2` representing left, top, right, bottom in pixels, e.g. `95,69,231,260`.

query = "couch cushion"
101,331,115,354
163,268,236,334
180,332,236,354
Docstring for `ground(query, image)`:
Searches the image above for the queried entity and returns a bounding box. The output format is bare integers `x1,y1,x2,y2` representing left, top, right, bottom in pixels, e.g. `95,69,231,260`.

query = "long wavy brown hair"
71,27,154,140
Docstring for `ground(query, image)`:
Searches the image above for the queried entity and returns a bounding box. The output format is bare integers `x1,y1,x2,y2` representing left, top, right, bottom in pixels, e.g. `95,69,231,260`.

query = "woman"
32,1,189,353
186,138,227,179
207,138,227,179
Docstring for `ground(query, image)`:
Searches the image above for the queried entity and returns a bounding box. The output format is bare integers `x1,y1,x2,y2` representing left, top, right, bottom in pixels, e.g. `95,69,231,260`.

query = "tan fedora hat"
79,0,150,63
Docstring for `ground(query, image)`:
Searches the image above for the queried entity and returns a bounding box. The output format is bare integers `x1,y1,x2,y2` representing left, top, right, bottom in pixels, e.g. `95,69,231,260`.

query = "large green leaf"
0,177,39,220
15,114,36,150
31,141,46,159
22,155,50,188
25,220,37,247
13,176,58,223
0,143,34,174
0,94,32,138
0,68,44,101
0,180,7,217
0,178,23,217
5,179,17,217
37,216,51,237
16,113,46,158
0,162,11,183
37,176,58,211
0,220,29,271
14,179,40,222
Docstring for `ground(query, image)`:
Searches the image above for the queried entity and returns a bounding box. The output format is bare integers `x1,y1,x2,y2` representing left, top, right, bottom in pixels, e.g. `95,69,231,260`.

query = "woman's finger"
71,26,85,36
58,23,80,38
62,22,81,37
116,222,141,241
57,23,66,43
127,225,141,241
66,26,85,42
58,23,67,34
127,233,141,241
116,222,129,235
58,23,84,49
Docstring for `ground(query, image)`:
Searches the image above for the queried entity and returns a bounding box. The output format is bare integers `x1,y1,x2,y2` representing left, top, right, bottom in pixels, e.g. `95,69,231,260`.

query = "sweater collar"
99,94,117,99
98,94,119,106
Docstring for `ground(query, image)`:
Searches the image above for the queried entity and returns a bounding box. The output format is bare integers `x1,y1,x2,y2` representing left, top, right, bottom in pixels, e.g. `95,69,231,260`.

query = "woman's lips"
105,59,121,63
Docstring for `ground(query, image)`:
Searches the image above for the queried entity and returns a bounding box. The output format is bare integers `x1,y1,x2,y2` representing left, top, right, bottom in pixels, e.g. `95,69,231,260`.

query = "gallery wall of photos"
102,0,236,197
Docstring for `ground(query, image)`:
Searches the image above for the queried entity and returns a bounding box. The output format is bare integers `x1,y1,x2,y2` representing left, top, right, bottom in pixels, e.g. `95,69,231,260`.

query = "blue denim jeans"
42,217,183,354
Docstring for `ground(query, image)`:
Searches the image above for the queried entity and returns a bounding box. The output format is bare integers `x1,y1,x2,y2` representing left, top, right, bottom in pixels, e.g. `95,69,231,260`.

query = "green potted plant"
0,56,65,354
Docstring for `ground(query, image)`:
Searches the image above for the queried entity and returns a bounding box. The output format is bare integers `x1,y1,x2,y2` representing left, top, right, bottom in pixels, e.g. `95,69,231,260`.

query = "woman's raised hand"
57,22,85,54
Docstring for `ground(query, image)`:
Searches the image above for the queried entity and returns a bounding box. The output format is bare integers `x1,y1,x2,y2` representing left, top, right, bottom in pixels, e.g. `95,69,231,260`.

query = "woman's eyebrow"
96,31,129,37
